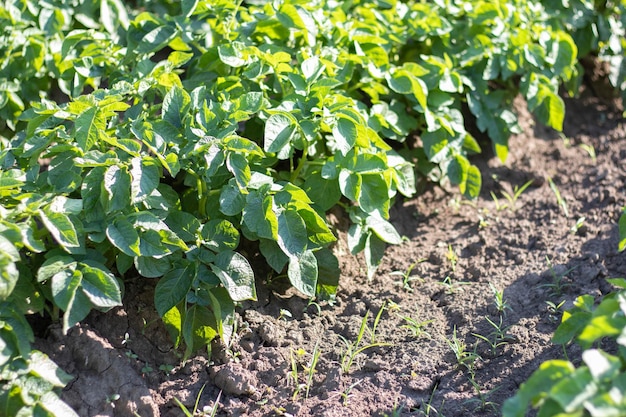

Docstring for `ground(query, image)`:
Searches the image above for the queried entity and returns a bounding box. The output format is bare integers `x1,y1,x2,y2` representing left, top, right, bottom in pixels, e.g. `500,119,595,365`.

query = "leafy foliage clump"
503,278,626,417
1,0,626,415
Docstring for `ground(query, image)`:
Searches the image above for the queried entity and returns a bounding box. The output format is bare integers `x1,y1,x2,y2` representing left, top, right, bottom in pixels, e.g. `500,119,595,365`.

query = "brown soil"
34,86,626,417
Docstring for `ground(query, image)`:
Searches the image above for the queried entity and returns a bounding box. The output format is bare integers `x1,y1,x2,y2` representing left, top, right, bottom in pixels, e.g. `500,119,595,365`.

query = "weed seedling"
472,316,513,356
545,300,566,322
547,177,569,217
401,316,433,339
446,327,480,372
417,382,445,416
570,216,586,235
304,342,322,399
390,259,426,291
539,256,573,296
287,342,323,400
491,180,533,212
578,143,597,163
438,276,470,295
339,308,391,374
174,384,221,417
489,283,511,316
445,244,458,272
464,380,500,414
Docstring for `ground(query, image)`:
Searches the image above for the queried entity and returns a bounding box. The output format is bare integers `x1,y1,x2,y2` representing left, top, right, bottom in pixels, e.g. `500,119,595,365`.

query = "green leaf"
302,171,341,211
155,264,196,317
212,251,256,302
103,165,131,213
277,210,308,257
162,303,183,348
243,191,278,240
287,250,318,297
315,248,339,301
226,153,250,189
201,219,240,252
264,113,296,159
359,173,390,217
137,25,177,55
219,181,245,216
79,261,122,309
134,256,171,278
162,86,190,128
51,269,93,333
182,304,218,360
0,238,19,301
364,233,386,281
502,360,575,417
165,211,201,243
365,215,402,245
130,157,160,204
75,106,105,152
333,116,358,156
106,216,141,256
38,209,81,250
259,239,289,273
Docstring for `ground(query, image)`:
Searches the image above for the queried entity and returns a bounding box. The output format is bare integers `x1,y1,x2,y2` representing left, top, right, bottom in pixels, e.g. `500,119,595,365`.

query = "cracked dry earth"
34,86,626,417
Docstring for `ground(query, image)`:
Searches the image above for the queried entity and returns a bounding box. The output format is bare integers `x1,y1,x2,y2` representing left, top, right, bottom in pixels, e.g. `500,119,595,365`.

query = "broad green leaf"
218,42,247,67
364,232,386,281
264,113,296,159
464,164,482,199
287,250,318,297
75,106,104,152
38,209,81,250
212,251,256,302
37,256,77,283
51,269,93,333
182,0,199,17
201,219,240,252
0,239,19,301
259,238,289,273
226,153,250,189
182,304,218,359
130,157,160,204
219,181,245,216
365,215,402,245
106,217,141,256
333,117,357,156
243,191,278,240
302,171,341,211
38,391,79,417
134,256,171,278
208,287,235,345
162,86,190,128
103,165,131,213
502,360,575,417
137,25,177,55
277,210,308,257
165,210,200,243
338,169,361,202
359,173,390,217
315,248,339,301
79,261,122,309
29,351,74,387
298,208,336,247
163,303,183,348
155,264,196,317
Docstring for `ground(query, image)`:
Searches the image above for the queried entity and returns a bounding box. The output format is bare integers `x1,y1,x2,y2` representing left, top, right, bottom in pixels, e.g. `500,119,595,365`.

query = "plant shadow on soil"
34,85,625,417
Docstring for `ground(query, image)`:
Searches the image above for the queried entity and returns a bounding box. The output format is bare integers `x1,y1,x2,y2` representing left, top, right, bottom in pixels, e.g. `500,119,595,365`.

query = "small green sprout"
547,177,569,217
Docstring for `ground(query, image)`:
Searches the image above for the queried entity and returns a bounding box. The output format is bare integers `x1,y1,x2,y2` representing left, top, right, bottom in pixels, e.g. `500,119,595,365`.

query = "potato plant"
0,0,625,415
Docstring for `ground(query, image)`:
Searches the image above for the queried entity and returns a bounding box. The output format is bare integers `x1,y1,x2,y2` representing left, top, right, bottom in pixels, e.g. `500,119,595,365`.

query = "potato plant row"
0,0,624,415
